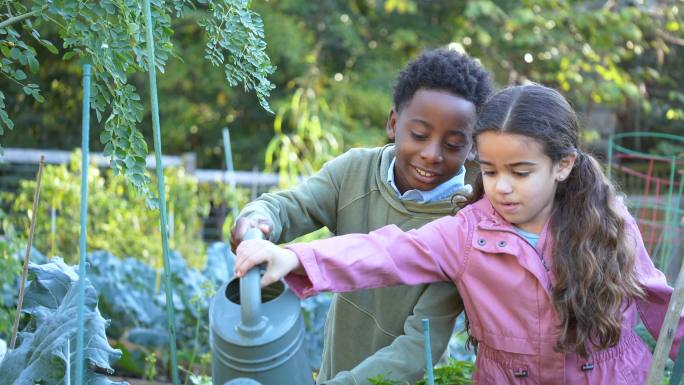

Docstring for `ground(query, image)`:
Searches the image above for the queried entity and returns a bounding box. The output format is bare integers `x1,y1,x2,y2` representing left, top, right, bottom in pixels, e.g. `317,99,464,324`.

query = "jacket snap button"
478,238,486,246
581,363,594,371
513,369,528,378
497,240,507,247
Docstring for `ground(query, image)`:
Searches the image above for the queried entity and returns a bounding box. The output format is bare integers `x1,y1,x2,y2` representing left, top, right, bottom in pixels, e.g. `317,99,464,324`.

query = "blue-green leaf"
0,259,127,385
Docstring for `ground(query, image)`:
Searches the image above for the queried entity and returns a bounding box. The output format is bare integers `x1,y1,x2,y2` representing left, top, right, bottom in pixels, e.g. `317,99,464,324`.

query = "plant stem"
9,155,45,349
0,5,46,29
5,1,13,18
183,303,202,385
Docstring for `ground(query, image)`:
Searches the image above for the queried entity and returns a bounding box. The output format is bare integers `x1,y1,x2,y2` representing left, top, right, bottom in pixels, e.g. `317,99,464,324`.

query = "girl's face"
477,131,576,234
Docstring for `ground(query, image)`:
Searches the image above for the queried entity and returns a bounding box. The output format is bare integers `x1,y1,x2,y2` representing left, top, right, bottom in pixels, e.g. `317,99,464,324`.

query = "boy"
231,49,492,384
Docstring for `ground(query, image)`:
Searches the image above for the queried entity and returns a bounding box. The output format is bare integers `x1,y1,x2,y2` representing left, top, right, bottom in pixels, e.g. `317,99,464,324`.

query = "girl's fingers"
237,255,267,277
235,240,269,276
234,240,300,284
261,273,278,287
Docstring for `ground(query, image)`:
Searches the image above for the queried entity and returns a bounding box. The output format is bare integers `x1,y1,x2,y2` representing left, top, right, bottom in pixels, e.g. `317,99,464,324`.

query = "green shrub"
368,358,474,385
4,150,247,268
0,209,22,339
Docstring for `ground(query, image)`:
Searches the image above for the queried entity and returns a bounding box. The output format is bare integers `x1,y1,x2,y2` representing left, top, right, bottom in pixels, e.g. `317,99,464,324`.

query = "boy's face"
386,89,476,193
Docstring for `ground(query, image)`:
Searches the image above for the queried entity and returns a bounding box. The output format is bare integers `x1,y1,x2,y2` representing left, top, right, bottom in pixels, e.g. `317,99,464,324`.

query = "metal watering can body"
210,230,313,385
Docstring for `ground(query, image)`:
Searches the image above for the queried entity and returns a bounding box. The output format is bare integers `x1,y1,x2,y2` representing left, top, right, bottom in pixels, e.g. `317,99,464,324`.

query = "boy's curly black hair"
393,48,493,112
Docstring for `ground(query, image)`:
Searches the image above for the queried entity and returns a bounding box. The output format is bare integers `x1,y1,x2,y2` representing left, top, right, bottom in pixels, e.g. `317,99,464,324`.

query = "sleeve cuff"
283,243,328,298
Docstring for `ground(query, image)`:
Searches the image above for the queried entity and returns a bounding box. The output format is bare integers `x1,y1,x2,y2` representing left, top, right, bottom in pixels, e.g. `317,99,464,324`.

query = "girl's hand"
235,239,302,287
230,217,274,253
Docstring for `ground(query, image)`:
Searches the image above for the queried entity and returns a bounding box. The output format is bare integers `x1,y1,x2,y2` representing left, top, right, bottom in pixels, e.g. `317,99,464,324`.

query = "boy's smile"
386,89,476,193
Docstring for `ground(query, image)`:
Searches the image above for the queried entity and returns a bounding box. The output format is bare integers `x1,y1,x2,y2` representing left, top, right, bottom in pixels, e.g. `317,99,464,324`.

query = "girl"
235,84,684,385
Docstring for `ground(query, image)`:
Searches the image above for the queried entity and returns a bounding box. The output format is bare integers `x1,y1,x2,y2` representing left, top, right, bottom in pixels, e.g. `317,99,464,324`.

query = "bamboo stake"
9,155,45,349
645,254,684,384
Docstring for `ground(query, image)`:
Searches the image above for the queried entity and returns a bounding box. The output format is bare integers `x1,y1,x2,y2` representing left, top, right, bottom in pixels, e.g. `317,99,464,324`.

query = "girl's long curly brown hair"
466,84,644,358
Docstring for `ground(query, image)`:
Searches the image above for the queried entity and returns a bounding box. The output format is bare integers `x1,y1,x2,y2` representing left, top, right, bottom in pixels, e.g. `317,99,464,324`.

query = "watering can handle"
238,228,268,337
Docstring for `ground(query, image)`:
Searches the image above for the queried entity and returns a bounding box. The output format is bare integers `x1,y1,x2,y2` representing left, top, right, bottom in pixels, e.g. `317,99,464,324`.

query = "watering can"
210,229,313,385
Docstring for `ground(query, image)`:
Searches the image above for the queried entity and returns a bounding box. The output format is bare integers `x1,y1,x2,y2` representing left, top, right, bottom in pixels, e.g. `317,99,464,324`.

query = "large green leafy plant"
0,258,125,385
0,0,274,204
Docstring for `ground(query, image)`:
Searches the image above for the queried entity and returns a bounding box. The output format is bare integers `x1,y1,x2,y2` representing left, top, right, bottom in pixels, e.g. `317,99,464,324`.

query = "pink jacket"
285,197,684,385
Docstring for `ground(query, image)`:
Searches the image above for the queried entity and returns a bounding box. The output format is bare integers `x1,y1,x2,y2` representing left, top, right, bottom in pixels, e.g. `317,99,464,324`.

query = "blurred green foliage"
0,209,22,338
2,151,249,268
368,357,474,385
0,1,682,170
265,87,344,187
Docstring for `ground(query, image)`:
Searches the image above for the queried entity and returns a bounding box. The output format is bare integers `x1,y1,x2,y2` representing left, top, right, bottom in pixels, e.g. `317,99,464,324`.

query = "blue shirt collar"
513,226,540,247
387,157,466,203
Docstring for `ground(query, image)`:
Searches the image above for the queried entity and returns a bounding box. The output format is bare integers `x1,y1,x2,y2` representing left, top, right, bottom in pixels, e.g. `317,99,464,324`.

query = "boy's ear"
385,108,398,141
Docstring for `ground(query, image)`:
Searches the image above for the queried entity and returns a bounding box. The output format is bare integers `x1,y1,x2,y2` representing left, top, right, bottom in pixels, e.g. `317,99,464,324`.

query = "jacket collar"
471,196,557,294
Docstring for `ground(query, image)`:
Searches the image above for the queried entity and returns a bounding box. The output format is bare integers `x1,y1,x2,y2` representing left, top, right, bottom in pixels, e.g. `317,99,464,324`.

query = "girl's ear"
385,108,398,141
555,152,578,181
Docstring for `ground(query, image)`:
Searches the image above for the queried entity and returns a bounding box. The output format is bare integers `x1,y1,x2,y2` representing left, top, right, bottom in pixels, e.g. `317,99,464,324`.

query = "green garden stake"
65,338,71,385
222,128,239,273
50,206,56,257
222,128,239,221
75,63,91,385
422,318,435,385
143,1,180,384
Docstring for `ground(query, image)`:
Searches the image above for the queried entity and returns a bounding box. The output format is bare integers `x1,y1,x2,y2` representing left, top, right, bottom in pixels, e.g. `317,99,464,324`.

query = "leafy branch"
0,0,275,206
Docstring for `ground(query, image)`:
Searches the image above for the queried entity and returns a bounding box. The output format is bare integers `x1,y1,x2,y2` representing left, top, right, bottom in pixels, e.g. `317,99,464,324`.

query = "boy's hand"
230,217,274,252
235,239,302,287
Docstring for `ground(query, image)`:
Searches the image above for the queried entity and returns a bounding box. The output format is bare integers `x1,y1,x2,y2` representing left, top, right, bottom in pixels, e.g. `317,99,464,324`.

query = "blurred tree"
1,0,682,171
445,0,684,139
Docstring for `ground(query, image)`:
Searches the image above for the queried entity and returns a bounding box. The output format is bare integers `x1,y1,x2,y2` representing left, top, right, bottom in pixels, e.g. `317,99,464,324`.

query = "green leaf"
9,47,20,60
62,51,77,61
0,259,127,385
39,39,59,55
14,69,26,80
100,129,112,143
27,54,39,73
124,155,136,168
103,142,114,156
0,110,13,131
